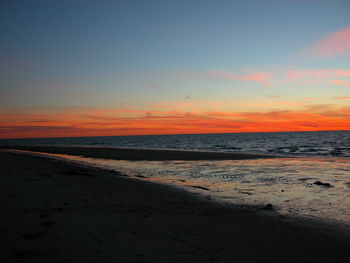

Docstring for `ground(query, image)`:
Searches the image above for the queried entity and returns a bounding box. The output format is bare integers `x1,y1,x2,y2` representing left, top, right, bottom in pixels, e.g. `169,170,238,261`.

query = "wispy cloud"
331,79,350,87
306,26,350,57
333,97,350,100
143,82,164,90
286,69,350,81
210,70,272,87
141,68,350,88
240,72,272,83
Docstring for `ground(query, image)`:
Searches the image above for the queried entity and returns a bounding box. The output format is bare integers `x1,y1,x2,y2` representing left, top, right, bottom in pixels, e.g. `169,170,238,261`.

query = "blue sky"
1,0,350,138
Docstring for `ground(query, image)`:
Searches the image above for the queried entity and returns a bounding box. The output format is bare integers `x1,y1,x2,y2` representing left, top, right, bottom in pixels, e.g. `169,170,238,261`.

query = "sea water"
2,130,350,157
2,131,350,226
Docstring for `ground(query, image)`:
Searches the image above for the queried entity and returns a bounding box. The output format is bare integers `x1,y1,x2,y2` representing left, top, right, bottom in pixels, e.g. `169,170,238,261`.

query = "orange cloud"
0,105,349,139
331,79,350,87
306,26,350,57
334,97,350,100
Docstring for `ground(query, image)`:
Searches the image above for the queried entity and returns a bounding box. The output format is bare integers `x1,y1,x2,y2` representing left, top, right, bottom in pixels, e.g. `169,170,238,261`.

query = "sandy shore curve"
1,151,349,263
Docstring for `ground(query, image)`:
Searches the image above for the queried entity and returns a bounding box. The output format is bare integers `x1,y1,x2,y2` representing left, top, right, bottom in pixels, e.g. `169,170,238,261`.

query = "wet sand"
1,145,277,160
1,150,349,263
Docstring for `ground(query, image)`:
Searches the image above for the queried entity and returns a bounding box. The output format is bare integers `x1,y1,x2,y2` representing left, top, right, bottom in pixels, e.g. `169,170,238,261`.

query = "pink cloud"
331,79,350,87
210,70,271,85
286,69,350,81
307,26,350,57
240,72,272,83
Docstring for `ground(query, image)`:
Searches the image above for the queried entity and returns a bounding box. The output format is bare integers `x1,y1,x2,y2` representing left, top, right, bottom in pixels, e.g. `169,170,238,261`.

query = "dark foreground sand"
1,151,349,263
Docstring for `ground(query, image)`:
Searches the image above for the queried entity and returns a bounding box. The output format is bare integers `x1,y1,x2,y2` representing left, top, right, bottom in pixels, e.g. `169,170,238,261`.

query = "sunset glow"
1,1,349,139
1,103,349,138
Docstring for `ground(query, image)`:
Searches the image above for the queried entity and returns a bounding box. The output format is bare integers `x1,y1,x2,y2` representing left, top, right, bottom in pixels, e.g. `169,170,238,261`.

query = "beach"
1,149,350,263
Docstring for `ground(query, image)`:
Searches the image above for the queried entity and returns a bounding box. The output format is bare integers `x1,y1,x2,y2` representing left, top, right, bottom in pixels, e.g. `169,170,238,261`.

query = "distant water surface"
1,130,350,157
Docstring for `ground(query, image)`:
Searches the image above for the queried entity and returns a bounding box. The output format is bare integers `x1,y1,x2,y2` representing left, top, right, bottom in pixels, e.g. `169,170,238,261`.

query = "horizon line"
1,129,349,141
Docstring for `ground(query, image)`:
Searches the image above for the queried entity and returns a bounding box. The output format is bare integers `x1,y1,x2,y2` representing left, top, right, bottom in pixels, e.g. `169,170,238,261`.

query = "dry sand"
1,150,349,263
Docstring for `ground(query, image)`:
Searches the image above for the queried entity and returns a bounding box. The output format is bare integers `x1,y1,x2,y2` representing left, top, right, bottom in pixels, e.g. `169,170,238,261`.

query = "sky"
1,0,350,139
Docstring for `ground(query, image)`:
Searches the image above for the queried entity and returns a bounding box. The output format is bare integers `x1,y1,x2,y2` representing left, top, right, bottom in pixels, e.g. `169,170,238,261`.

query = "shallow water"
8,149,350,227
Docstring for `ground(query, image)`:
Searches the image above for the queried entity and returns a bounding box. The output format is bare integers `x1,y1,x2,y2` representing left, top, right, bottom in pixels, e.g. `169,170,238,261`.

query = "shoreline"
5,148,350,230
1,151,350,262
0,145,279,161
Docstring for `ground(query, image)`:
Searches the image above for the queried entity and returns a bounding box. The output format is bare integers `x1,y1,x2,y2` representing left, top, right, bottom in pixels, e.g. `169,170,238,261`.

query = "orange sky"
1,104,349,139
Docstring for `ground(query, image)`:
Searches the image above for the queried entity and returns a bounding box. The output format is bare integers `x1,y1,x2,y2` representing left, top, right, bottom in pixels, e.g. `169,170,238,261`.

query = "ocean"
2,130,350,226
2,130,350,157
